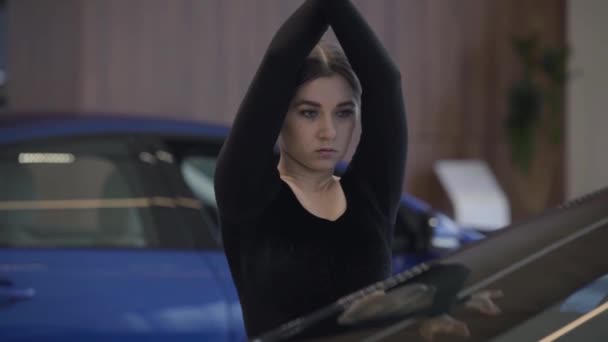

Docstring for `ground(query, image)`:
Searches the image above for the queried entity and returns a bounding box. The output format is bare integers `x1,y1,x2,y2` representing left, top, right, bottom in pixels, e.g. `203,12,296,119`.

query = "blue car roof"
0,112,230,145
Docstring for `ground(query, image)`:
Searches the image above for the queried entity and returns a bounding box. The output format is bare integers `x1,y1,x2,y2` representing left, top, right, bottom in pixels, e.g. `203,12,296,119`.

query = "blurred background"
0,0,605,221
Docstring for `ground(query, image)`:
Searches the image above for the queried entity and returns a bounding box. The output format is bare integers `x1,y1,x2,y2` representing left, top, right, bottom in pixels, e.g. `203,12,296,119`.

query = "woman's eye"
336,109,355,118
299,110,318,118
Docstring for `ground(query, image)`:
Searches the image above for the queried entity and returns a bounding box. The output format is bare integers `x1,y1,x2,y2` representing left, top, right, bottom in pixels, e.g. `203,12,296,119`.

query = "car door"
0,136,235,341
146,136,246,342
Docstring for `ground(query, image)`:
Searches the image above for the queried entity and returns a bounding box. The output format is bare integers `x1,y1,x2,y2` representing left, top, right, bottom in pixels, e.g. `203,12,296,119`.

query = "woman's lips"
316,148,337,158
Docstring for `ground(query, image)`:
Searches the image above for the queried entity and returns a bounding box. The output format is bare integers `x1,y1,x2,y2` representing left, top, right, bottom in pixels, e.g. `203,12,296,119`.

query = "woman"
214,0,406,337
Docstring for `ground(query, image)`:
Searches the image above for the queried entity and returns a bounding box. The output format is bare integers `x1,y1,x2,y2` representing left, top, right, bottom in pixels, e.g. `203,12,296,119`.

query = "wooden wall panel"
8,0,84,111
7,0,566,219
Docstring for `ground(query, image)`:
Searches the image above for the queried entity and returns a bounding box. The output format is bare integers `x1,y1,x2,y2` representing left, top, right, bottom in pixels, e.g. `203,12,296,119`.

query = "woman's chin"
309,160,338,172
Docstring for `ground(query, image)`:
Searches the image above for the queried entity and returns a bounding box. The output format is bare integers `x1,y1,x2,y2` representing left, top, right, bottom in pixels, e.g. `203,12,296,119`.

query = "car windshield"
0,138,183,248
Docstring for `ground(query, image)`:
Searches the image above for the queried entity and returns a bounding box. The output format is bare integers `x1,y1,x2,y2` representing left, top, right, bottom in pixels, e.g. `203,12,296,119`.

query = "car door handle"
0,278,35,301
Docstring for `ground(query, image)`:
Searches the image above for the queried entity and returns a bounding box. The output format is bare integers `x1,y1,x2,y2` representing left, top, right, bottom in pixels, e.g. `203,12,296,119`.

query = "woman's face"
279,74,358,173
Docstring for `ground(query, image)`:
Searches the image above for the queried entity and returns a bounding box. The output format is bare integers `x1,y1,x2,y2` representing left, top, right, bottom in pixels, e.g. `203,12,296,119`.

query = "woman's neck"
277,157,337,193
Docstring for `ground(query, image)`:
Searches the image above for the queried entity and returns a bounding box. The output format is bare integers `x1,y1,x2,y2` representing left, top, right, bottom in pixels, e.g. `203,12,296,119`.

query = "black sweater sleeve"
214,0,328,222
322,0,407,224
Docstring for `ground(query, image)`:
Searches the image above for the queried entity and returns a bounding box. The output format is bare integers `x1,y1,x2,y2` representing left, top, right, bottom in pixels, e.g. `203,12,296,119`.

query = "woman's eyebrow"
337,100,356,107
292,100,321,108
291,100,355,108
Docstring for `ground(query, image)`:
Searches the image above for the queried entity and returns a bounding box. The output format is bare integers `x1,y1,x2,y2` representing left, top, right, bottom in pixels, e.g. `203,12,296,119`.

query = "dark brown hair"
296,42,362,105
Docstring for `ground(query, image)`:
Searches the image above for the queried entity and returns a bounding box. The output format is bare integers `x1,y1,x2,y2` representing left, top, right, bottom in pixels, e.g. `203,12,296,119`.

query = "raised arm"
322,0,407,224
214,0,328,222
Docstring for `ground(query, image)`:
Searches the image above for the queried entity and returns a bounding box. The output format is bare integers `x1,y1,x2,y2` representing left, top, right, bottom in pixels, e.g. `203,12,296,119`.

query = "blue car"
0,114,479,341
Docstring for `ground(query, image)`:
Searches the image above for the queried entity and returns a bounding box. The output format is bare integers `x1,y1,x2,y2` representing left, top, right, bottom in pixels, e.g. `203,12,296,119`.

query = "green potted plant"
506,33,569,173
505,33,569,215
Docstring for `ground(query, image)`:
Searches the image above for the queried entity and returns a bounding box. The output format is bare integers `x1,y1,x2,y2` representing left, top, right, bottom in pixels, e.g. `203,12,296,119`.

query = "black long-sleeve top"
214,0,407,337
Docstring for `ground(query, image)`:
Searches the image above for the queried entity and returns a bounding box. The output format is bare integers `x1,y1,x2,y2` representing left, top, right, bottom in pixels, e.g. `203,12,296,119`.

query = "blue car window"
179,155,223,245
0,140,162,248
181,156,217,209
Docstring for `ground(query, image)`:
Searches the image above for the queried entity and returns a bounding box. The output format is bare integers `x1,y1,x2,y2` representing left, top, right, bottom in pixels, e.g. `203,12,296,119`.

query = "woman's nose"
318,116,337,140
